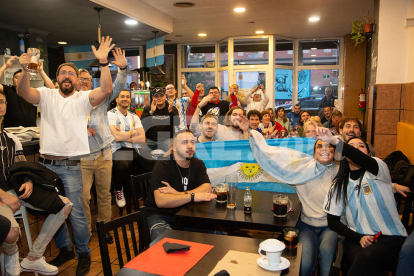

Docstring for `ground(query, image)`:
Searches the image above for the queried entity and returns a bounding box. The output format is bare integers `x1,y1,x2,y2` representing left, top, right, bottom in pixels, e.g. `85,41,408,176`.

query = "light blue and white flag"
146,37,164,67
63,45,95,69
195,133,317,193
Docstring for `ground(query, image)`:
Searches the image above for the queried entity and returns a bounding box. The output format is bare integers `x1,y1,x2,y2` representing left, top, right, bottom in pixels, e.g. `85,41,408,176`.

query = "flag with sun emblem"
195,136,316,193
63,45,96,69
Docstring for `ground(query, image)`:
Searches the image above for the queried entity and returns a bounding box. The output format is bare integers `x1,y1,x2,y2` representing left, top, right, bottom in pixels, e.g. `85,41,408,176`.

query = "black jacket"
10,161,65,214
141,102,179,142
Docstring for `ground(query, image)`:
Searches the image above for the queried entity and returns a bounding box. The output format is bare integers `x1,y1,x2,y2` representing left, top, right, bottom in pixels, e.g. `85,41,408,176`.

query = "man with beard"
141,87,179,152
190,95,249,141
16,36,115,276
287,103,301,129
320,106,333,125
189,113,218,143
199,86,230,124
0,56,54,127
145,129,216,241
108,90,155,207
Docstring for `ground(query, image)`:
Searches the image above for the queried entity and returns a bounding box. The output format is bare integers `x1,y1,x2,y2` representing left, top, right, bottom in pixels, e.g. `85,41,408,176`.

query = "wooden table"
115,230,302,276
176,190,301,233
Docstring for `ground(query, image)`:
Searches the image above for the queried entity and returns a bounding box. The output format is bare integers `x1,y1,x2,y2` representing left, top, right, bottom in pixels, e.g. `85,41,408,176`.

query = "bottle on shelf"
244,187,252,214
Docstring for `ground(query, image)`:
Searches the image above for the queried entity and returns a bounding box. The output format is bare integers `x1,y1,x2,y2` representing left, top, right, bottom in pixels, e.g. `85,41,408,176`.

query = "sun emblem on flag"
237,163,263,181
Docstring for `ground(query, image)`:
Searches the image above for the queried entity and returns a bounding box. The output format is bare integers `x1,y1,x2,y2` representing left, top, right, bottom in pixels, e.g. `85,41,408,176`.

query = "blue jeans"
147,214,175,242
297,220,338,276
43,163,91,256
396,231,414,276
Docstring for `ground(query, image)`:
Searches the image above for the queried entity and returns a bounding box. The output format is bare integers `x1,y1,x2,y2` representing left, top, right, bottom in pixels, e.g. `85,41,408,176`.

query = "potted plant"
363,10,374,33
351,20,365,46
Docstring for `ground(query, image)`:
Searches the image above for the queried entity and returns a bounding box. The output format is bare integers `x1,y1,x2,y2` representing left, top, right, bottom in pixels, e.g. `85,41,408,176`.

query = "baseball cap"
152,87,165,96
56,62,79,78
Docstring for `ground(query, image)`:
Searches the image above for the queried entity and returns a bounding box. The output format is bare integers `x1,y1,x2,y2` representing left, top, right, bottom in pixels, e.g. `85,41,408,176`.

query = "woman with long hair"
275,106,290,134
317,125,407,276
296,110,311,137
265,107,275,122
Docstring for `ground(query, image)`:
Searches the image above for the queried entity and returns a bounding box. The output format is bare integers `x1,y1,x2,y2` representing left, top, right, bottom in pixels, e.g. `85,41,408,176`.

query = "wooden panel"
343,34,366,122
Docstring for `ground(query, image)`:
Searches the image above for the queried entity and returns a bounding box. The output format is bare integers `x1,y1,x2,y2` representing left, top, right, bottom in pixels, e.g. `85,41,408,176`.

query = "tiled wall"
367,82,414,158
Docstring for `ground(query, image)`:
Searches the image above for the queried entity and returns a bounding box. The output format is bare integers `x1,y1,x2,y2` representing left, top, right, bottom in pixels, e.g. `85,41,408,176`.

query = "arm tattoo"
89,97,95,102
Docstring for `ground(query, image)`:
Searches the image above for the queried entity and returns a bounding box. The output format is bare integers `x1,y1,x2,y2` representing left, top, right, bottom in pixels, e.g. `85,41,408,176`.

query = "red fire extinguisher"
359,88,366,111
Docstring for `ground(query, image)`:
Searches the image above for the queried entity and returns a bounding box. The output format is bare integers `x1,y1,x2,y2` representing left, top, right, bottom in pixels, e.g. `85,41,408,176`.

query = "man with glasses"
0,56,53,127
16,36,115,276
199,86,230,124
141,87,179,152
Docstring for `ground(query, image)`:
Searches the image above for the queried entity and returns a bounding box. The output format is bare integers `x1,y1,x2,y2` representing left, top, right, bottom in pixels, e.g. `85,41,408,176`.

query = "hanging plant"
351,20,365,46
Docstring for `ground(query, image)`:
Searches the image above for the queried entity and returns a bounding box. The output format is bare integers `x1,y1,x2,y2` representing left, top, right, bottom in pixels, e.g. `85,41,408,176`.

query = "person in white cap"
245,84,269,114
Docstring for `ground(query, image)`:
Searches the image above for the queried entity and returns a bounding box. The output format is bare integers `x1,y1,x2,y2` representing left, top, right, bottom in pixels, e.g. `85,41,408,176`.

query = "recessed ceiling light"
58,42,67,45
311,54,316,57
173,2,195,8
198,33,207,37
248,21,255,24
309,17,320,22
311,48,317,50
255,31,264,34
131,38,141,41
234,7,246,12
311,59,316,62
165,39,171,42
125,19,138,25
175,35,183,37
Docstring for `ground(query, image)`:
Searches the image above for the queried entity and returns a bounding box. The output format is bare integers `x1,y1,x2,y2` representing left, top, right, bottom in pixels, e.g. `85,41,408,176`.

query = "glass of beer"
226,175,238,209
273,194,292,217
283,228,299,249
27,48,40,76
215,183,228,203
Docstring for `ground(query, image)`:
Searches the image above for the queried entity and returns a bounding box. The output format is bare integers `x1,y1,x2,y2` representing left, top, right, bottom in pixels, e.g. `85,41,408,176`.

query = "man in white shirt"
16,36,115,276
108,90,155,208
245,84,269,114
190,94,249,141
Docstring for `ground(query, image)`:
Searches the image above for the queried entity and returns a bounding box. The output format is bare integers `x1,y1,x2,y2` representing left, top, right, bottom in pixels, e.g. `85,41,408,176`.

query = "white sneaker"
21,256,58,275
115,189,126,208
5,251,20,276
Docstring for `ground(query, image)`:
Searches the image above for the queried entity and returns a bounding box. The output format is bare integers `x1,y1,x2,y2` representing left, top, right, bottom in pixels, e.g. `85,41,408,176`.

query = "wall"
407,0,414,82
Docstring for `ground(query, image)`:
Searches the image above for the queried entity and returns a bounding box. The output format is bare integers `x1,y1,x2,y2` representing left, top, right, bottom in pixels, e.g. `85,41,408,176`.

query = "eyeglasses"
0,100,7,105
59,70,76,77
79,77,91,83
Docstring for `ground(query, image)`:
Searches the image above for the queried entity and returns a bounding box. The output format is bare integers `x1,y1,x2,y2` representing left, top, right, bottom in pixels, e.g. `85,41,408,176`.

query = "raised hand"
239,115,249,131
199,94,213,107
181,75,186,86
19,53,29,72
5,56,17,68
150,100,157,114
196,83,203,91
313,121,339,145
111,47,127,69
260,84,266,94
91,36,115,63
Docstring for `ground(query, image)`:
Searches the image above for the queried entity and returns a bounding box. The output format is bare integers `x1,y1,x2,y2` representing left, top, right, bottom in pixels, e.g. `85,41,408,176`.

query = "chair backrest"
130,172,152,210
97,207,151,276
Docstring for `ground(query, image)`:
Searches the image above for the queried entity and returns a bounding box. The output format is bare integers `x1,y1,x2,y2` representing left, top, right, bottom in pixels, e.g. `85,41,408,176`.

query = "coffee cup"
258,239,285,267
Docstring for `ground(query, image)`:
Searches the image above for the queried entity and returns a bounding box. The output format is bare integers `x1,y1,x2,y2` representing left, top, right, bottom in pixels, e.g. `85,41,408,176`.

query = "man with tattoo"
16,36,115,276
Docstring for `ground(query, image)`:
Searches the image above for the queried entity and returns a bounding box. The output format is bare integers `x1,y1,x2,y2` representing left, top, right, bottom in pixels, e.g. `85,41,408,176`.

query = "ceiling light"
131,38,141,41
58,42,67,45
311,59,316,62
198,33,207,37
234,7,246,12
311,48,317,50
309,17,320,22
311,54,316,57
125,19,138,25
250,65,254,68
173,2,195,8
255,31,264,34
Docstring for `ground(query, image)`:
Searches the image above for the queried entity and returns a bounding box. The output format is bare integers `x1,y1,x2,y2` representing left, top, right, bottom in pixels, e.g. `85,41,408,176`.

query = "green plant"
351,20,365,46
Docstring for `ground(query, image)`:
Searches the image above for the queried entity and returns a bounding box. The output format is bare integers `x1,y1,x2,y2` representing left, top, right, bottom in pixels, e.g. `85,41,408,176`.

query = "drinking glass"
226,175,238,209
27,48,40,76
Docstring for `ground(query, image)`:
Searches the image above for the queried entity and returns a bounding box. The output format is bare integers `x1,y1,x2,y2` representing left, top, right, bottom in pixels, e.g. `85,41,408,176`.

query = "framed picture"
150,54,175,88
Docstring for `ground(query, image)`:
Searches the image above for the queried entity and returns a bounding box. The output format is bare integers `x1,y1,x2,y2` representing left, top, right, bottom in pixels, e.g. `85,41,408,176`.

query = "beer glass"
27,48,40,76
283,228,299,249
215,183,228,203
273,194,292,217
226,175,238,209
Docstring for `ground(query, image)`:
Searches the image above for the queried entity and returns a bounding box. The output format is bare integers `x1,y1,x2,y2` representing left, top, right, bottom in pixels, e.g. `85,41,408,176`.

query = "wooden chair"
129,172,152,211
96,207,151,276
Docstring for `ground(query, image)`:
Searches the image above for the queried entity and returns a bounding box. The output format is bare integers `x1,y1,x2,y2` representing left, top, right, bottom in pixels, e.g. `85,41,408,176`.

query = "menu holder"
124,237,214,276
208,250,281,276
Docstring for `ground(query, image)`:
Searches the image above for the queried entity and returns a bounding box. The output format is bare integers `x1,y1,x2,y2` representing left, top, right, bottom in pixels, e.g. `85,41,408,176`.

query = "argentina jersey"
174,97,189,131
324,157,407,237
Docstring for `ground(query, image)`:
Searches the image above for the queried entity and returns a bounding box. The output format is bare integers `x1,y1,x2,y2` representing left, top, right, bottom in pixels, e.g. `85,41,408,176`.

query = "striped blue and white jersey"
173,97,189,131
324,157,407,237
108,107,143,153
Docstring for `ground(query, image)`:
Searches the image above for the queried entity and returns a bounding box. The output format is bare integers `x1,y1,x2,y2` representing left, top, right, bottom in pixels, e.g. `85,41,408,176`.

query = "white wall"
376,0,412,84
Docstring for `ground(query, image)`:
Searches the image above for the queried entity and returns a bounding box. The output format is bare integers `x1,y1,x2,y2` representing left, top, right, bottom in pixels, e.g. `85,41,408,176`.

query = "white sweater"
245,90,269,113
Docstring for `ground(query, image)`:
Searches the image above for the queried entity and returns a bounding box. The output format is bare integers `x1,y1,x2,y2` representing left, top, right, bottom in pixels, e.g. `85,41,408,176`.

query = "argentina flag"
63,45,95,69
195,132,318,193
146,37,164,67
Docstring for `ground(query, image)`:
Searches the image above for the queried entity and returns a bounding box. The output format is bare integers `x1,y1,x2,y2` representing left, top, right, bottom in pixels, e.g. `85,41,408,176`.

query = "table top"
176,190,302,232
115,230,302,276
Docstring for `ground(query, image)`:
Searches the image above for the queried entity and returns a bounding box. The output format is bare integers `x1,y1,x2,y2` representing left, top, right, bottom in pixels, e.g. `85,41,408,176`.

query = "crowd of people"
0,36,412,276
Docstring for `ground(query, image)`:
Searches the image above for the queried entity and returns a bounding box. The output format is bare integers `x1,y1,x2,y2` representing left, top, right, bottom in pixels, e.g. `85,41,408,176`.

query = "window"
235,71,265,90
275,39,293,66
219,70,228,98
219,41,228,67
183,72,216,93
233,38,268,65
298,39,340,66
275,69,293,110
181,44,215,68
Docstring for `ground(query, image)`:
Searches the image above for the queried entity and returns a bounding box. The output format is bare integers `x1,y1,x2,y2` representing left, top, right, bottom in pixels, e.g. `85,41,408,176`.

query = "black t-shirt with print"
145,158,210,217
200,100,230,124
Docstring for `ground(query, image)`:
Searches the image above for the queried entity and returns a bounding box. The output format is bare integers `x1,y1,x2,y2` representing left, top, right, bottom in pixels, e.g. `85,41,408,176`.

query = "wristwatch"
190,193,195,202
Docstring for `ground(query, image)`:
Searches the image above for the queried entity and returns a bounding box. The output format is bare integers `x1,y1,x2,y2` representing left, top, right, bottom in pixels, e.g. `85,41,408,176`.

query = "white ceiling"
0,0,374,48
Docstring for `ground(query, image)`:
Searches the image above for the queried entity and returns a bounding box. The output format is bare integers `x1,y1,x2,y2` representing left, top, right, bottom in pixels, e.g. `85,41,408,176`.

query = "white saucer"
257,256,290,271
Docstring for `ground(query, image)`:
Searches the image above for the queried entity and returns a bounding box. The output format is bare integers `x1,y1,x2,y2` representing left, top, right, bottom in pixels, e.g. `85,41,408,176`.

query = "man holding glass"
16,36,115,276
145,129,216,241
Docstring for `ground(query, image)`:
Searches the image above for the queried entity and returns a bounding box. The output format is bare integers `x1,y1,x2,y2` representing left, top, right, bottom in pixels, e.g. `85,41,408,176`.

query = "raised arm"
190,83,202,108
181,75,194,99
17,54,41,104
107,48,128,103
88,36,115,107
37,61,55,89
189,95,212,136
0,56,17,92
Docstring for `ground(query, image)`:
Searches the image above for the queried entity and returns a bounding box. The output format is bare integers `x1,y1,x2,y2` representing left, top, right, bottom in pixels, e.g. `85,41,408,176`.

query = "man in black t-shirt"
200,86,230,124
145,129,216,241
